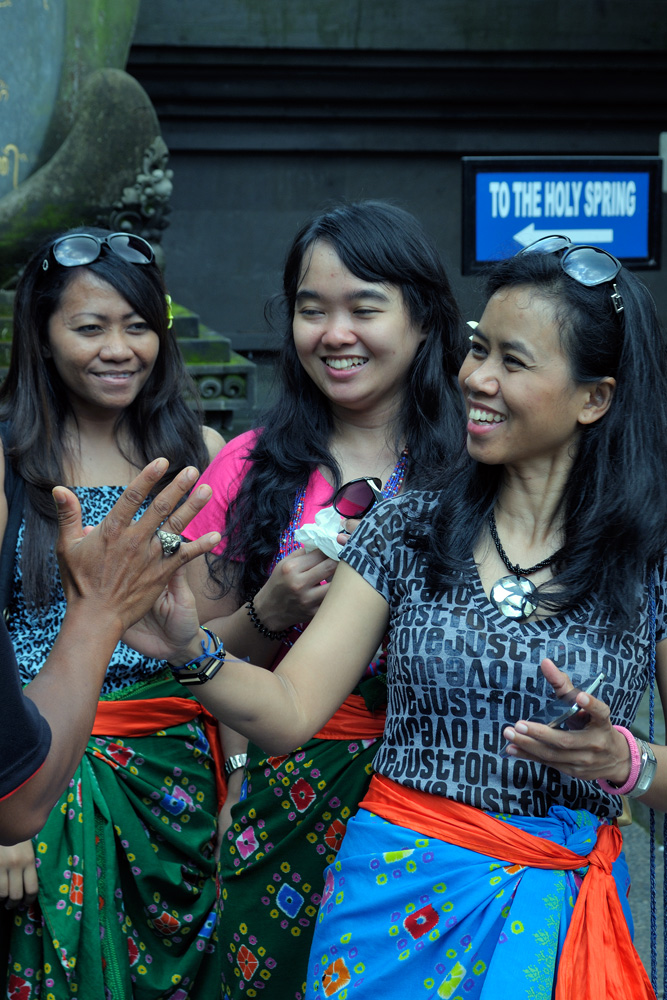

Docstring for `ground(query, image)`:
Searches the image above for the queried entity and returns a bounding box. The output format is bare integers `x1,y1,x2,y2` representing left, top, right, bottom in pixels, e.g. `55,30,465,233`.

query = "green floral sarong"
217,673,388,999
6,671,221,1000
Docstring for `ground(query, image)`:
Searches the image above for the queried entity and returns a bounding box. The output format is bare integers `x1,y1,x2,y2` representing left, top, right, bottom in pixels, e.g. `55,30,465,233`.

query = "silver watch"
224,753,248,779
627,739,657,798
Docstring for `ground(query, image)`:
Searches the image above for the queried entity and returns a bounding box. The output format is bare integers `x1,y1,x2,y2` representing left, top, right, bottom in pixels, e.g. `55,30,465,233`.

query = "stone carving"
0,0,256,431
0,145,27,191
174,319,257,435
0,68,166,288
0,0,67,201
96,139,174,251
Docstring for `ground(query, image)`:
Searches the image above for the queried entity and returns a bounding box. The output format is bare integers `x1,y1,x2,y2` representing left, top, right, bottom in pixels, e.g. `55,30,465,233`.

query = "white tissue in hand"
294,506,343,561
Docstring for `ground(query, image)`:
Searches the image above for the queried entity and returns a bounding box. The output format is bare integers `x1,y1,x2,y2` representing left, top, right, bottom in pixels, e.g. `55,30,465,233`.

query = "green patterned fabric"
6,671,222,1000
217,730,381,999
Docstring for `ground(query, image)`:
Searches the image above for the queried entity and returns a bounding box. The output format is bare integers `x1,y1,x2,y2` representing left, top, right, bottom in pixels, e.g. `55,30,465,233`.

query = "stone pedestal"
171,311,257,434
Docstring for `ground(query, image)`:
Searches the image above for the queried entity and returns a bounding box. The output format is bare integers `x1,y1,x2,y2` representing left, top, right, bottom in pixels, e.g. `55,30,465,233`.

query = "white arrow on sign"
514,223,614,247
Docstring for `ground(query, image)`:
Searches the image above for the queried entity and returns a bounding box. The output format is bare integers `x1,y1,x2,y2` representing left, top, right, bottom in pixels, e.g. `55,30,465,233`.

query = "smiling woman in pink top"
181,201,465,999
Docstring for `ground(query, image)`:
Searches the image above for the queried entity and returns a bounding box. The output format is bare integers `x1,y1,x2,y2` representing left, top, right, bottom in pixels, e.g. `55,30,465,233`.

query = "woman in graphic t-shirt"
132,236,667,1000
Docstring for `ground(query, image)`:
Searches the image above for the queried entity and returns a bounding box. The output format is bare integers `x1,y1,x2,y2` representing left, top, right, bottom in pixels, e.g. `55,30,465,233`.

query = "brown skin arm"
0,459,220,845
127,560,388,754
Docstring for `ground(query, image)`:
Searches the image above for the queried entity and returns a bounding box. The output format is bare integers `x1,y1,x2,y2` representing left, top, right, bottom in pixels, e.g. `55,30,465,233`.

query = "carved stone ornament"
95,138,174,247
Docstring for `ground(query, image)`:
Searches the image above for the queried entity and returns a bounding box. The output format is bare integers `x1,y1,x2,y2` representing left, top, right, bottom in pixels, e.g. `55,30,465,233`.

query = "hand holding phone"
526,671,606,730
500,670,606,756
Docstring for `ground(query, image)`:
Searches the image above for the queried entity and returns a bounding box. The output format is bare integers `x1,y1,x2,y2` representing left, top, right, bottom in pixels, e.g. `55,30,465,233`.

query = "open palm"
123,564,201,663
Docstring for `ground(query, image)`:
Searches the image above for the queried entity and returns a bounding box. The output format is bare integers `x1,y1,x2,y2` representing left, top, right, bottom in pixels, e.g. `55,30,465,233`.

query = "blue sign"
462,158,661,274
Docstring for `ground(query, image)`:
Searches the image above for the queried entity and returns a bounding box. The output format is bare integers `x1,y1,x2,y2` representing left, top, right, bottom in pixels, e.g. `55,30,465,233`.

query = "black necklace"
487,511,561,620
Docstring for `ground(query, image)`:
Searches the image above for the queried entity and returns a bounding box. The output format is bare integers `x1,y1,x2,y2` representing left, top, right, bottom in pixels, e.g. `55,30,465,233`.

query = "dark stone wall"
133,0,667,51
128,2,667,427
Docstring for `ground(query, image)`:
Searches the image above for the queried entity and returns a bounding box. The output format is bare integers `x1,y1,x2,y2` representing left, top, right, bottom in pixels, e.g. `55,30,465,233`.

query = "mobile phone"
500,671,607,756
527,671,606,730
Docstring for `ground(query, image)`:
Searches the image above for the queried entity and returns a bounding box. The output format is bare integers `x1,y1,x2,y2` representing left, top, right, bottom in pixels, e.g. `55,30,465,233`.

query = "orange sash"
361,774,655,1000
313,693,386,741
92,696,226,807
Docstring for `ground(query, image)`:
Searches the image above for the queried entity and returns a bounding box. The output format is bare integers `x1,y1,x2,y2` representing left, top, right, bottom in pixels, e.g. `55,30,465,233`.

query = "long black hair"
413,248,667,627
210,200,466,599
1,226,209,606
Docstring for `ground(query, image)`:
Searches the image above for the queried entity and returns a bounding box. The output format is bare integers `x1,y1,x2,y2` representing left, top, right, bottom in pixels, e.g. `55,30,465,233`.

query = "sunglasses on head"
42,232,155,272
517,235,624,314
333,477,383,520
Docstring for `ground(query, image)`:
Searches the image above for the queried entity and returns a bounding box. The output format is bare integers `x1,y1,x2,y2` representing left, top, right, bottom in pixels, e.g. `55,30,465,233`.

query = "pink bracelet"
596,725,641,795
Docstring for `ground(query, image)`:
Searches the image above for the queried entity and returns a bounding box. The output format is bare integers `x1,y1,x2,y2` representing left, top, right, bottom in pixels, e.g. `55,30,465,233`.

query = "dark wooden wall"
127,1,667,426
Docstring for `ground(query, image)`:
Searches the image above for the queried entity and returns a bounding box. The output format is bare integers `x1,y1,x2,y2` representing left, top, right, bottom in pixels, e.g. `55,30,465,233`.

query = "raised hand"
54,458,221,632
123,560,203,663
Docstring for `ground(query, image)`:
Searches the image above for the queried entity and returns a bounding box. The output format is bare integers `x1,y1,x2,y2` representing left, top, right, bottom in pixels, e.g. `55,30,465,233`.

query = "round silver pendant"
489,574,538,620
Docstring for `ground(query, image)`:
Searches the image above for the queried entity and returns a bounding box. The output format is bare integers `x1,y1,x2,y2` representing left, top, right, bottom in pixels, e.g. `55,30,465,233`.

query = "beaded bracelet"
596,725,642,795
246,595,289,643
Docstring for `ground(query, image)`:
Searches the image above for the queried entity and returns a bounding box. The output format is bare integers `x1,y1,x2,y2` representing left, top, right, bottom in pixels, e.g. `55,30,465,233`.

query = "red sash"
314,693,386,740
361,773,655,1000
93,697,226,806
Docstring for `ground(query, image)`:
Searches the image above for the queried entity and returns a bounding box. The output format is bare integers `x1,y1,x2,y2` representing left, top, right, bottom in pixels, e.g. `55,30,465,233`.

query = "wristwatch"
224,753,248,778
168,626,226,686
627,739,657,798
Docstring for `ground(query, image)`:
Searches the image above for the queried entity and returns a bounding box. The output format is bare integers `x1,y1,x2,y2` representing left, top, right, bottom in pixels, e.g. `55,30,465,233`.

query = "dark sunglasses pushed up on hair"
333,477,383,520
42,232,155,272
517,234,624,314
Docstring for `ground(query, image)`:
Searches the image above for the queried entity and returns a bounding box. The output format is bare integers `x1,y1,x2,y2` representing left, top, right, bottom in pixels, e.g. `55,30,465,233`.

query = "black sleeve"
0,617,51,800
0,419,26,615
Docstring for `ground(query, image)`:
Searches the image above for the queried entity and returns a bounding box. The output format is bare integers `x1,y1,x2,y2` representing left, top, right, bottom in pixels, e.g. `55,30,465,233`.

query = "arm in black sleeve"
0,619,52,803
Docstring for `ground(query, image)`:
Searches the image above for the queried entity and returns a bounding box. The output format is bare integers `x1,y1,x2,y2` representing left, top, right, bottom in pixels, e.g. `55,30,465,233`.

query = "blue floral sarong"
307,805,632,999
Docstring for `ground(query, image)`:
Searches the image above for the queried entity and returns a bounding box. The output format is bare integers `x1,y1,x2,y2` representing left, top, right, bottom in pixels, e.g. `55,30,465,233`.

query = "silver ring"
156,528,182,556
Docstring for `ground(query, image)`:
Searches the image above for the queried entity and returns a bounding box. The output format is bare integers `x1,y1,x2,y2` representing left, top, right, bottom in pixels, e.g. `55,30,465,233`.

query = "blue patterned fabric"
9,485,167,693
307,805,632,999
